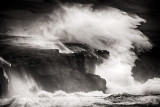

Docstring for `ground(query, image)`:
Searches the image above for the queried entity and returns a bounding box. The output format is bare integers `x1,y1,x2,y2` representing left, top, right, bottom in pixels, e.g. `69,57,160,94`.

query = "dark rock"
0,43,107,93
64,42,109,72
105,93,138,103
0,67,7,98
0,98,15,106
0,57,10,98
103,93,160,107
95,50,109,59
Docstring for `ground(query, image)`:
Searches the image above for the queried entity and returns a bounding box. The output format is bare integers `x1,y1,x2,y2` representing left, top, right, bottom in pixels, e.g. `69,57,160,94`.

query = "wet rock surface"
0,57,10,98
0,41,108,93
102,93,160,107
0,98,15,107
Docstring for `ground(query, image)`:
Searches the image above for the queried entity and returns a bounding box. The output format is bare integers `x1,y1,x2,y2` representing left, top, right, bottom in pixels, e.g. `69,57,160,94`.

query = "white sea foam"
9,90,160,107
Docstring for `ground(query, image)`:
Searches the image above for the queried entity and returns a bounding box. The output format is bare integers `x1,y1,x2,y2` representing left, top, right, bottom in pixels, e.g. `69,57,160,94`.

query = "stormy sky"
0,0,160,83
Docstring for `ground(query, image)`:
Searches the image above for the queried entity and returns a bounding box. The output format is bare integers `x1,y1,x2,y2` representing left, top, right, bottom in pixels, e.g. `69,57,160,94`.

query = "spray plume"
7,4,160,95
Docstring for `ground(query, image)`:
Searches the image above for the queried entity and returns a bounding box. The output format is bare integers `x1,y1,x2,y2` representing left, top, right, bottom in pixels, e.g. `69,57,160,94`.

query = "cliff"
0,41,108,95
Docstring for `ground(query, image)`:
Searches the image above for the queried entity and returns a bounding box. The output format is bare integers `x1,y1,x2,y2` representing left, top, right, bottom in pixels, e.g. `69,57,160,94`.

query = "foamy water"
9,90,160,107
3,4,160,106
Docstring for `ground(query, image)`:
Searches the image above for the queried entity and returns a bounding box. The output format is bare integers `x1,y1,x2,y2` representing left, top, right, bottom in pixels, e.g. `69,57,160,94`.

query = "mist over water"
8,71,39,98
6,4,160,104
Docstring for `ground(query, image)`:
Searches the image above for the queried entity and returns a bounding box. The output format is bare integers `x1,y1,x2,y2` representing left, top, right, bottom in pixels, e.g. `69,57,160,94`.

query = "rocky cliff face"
0,57,10,98
0,42,108,94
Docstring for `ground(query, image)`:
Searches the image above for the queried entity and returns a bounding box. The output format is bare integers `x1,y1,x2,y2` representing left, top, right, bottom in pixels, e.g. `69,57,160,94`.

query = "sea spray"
8,71,39,98
10,90,160,107
7,4,160,95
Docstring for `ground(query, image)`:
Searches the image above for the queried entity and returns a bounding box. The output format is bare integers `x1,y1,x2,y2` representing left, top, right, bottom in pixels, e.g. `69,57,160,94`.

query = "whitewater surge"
5,72,160,106
8,72,40,98
9,90,160,107
6,3,160,96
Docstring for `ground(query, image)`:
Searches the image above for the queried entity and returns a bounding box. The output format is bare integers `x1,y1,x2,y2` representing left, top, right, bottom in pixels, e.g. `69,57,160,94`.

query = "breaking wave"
9,90,160,107
5,3,160,100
